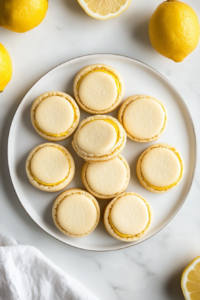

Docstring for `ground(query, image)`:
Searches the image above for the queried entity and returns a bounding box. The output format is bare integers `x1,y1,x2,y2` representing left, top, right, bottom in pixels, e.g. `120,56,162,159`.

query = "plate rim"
7,53,198,252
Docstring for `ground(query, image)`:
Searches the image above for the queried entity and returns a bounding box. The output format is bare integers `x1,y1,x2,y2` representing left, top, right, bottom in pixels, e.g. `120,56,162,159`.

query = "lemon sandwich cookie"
52,189,100,237
136,144,184,193
104,192,153,242
72,115,127,163
118,95,167,142
26,143,75,192
82,155,130,199
73,64,125,114
31,91,80,141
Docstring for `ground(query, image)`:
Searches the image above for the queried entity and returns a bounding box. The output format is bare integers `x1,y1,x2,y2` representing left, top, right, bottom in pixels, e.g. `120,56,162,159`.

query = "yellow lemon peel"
149,0,200,62
0,0,48,33
0,43,12,92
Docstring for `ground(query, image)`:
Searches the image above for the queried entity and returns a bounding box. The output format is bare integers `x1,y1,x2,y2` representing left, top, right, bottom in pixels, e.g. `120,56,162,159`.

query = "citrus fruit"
149,0,200,62
77,0,130,20
0,43,12,92
181,256,200,300
0,0,48,33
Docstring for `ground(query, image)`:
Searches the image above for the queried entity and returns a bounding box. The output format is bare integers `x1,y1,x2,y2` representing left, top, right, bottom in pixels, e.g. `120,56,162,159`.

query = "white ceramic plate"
8,54,196,251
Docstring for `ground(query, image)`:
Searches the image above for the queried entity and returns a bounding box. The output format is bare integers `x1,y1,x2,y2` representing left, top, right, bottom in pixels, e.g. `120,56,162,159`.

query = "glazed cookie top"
137,144,184,192
118,95,167,142
31,91,80,141
82,155,130,198
73,64,124,114
72,115,126,162
52,189,100,237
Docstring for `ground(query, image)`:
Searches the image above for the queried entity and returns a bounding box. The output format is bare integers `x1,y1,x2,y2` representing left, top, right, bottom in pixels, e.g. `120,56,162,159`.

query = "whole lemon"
149,0,200,62
0,43,12,92
0,0,48,33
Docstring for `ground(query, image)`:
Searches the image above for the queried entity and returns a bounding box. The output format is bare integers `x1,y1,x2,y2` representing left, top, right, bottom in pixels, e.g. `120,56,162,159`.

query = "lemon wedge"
181,256,200,300
77,0,130,20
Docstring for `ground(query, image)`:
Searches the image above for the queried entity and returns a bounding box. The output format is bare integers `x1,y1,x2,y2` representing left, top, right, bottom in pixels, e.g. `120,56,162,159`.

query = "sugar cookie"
52,189,100,237
31,91,80,141
73,64,124,114
118,95,167,142
136,143,184,193
26,143,75,192
104,192,153,242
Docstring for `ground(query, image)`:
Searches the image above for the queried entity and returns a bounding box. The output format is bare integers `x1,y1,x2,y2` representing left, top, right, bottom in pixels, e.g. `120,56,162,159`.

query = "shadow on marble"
133,15,153,49
16,151,31,188
43,198,55,230
61,0,84,15
129,154,140,187
0,88,38,228
22,100,34,134
165,268,184,300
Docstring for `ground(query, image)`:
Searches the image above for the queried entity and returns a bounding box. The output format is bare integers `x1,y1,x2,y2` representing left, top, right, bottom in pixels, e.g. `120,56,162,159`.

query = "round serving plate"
8,54,196,251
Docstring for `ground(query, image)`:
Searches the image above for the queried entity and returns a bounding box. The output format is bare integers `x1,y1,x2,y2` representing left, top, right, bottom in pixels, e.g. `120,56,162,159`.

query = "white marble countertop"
1,0,200,299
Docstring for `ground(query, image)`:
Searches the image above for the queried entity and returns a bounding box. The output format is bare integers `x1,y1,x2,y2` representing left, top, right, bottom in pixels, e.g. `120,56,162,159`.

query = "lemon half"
181,256,200,300
77,0,130,20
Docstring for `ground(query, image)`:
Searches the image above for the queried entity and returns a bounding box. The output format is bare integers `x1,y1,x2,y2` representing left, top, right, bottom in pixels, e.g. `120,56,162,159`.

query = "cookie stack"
26,63,184,243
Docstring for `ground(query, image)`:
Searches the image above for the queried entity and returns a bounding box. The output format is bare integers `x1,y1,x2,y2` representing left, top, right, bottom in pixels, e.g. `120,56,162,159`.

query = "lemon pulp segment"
181,257,200,300
141,149,183,191
77,0,130,20
77,69,121,95
33,99,77,137
186,262,200,299
30,146,70,186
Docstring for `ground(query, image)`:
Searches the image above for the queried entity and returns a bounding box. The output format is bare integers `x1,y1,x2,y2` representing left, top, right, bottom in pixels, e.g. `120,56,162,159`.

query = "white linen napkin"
0,234,99,300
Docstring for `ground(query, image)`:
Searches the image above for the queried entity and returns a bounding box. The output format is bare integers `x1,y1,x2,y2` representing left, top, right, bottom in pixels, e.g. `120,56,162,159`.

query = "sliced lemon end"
181,257,200,300
77,0,130,20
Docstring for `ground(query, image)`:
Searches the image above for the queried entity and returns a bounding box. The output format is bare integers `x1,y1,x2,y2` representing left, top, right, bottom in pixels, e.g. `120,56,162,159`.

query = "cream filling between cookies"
141,148,183,191
33,97,78,137
30,146,71,186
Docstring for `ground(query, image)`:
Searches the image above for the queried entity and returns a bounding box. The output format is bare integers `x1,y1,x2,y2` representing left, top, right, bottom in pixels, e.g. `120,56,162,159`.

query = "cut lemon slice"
181,257,200,300
77,0,130,20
